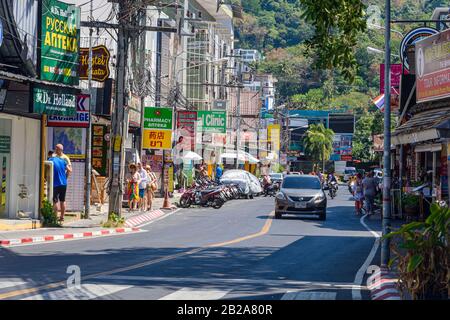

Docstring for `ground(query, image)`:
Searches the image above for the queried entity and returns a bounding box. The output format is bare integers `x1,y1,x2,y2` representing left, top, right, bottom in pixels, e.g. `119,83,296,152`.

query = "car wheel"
249,193,254,199
319,209,327,221
275,211,282,219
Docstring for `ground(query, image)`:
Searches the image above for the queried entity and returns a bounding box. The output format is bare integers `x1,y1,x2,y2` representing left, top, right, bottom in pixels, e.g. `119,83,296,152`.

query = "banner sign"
33,86,76,116
400,27,438,70
47,94,89,127
416,28,450,103
41,0,80,85
143,107,173,130
79,45,110,82
380,64,406,94
91,124,109,176
176,111,197,152
143,129,172,150
267,124,280,151
197,110,227,133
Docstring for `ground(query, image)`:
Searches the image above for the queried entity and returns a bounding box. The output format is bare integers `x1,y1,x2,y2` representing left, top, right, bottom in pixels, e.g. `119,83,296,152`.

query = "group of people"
350,171,380,216
126,163,158,212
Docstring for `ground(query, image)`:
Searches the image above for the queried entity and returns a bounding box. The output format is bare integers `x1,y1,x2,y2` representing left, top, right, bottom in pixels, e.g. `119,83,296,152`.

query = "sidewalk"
0,193,181,247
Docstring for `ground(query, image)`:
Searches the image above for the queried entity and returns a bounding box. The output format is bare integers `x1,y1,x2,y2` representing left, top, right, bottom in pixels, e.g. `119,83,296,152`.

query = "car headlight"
314,194,325,202
276,192,287,200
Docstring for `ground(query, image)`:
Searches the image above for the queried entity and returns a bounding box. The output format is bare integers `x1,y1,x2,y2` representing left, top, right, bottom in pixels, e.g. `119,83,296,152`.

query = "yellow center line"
0,211,275,300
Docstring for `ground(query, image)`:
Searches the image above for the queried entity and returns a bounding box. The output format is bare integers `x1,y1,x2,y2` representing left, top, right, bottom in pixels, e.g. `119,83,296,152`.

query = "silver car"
220,169,262,199
275,175,327,220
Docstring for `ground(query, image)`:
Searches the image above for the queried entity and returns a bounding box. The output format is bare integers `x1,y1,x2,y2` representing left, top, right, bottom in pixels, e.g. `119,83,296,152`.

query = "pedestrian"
146,165,158,211
353,173,364,215
126,163,140,212
54,144,72,178
48,153,69,222
362,171,378,216
137,163,149,211
215,164,223,183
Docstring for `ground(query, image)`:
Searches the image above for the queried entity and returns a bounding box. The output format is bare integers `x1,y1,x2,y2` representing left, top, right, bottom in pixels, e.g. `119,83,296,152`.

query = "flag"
373,94,385,112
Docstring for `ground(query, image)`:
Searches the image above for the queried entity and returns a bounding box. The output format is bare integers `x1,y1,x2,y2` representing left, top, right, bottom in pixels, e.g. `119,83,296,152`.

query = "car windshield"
345,169,356,174
282,176,321,189
270,173,282,179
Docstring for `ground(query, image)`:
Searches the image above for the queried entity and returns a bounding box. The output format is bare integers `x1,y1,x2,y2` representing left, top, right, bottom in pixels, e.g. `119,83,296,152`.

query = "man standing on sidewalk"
48,151,70,222
55,144,72,178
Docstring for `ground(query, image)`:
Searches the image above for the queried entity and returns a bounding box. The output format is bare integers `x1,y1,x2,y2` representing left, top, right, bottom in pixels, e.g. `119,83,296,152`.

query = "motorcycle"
263,181,280,197
179,180,225,209
327,181,338,199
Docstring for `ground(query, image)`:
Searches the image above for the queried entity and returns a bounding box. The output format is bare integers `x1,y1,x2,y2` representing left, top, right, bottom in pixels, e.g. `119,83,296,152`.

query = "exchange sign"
41,0,80,85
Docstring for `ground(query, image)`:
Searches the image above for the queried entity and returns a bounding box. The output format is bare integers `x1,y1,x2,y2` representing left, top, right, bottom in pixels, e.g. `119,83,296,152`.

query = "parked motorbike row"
178,177,245,209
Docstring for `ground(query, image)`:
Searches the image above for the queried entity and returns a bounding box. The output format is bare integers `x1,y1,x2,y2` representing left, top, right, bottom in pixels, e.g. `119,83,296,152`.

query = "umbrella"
182,151,203,161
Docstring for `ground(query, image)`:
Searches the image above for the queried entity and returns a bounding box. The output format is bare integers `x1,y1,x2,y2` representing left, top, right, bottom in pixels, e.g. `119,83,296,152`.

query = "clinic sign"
416,29,450,103
41,0,80,85
33,86,76,116
197,110,226,133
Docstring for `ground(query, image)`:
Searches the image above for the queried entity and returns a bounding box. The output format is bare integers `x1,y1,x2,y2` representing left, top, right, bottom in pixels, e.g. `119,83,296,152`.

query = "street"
0,187,381,300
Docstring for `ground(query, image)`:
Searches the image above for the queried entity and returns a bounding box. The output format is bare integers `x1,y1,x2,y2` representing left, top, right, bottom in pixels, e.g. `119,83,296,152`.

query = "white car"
220,170,263,199
343,167,357,182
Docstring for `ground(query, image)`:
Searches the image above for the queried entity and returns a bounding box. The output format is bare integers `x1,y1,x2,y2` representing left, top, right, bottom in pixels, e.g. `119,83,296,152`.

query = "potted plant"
402,193,419,218
383,203,449,300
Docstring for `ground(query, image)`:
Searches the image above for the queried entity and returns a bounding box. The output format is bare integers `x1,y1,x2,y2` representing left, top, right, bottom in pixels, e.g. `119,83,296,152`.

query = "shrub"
102,212,125,228
40,199,60,227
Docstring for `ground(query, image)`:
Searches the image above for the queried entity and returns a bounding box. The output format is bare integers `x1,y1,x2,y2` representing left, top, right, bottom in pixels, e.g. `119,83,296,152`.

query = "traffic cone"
161,190,172,209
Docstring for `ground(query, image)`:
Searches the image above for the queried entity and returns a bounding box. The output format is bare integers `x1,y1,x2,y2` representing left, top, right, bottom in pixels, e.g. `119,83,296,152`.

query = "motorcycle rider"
262,174,272,195
327,171,338,195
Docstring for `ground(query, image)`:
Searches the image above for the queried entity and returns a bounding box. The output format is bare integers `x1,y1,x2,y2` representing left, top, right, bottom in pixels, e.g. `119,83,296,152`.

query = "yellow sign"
143,129,172,150
114,135,121,152
268,124,280,151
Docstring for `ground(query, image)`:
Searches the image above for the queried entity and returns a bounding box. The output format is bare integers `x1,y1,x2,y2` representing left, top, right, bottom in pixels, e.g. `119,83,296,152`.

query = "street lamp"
367,23,404,38
367,46,400,58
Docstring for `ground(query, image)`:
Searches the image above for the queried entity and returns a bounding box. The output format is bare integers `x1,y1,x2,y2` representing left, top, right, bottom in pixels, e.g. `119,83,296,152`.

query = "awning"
393,107,450,145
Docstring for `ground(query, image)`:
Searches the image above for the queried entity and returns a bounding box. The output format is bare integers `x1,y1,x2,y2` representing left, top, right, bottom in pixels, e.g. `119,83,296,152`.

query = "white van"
343,167,357,182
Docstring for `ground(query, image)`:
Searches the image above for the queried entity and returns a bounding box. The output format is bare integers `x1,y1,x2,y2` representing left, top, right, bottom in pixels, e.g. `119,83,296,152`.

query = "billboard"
79,45,110,82
415,29,450,103
41,0,80,85
47,94,89,127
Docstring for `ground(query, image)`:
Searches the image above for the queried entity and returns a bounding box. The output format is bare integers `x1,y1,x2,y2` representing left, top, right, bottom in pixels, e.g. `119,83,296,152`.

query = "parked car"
275,175,327,220
343,167,357,182
220,170,262,199
269,173,283,183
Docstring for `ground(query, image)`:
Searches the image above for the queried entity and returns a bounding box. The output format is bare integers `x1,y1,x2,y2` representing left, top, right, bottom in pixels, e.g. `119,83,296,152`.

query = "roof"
393,106,450,145
0,70,81,90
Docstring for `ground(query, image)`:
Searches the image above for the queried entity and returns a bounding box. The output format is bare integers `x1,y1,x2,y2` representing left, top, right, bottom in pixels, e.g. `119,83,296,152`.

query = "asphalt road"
0,186,382,300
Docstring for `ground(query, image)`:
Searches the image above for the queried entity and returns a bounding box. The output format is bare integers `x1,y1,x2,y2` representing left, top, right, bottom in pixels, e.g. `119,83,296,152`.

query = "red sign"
176,111,197,152
341,155,353,162
416,29,450,103
380,64,407,94
47,94,89,128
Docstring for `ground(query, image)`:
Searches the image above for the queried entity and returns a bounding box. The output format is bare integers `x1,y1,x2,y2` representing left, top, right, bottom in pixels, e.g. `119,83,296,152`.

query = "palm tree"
303,123,334,172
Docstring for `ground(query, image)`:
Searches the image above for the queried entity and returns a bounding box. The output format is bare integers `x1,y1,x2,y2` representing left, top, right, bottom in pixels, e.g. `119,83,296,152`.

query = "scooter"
328,181,338,199
263,181,280,197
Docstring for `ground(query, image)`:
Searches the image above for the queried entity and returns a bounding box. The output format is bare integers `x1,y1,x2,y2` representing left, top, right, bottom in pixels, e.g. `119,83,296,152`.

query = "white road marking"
281,291,337,300
352,213,382,300
22,283,132,300
95,275,363,290
0,279,27,290
159,288,230,300
137,208,181,228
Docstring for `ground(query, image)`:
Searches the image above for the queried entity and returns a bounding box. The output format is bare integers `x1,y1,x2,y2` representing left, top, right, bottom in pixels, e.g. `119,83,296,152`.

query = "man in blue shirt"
48,155,69,222
215,164,223,183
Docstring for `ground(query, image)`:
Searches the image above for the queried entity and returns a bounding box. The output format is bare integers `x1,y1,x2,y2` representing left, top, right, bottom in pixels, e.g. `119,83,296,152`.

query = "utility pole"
138,7,147,155
235,58,241,169
84,0,93,219
381,0,392,267
108,1,129,218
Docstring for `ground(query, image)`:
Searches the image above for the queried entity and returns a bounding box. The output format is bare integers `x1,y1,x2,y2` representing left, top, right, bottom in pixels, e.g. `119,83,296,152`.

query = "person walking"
146,165,158,211
215,164,223,183
48,153,69,222
353,173,364,215
126,163,141,212
362,171,378,216
137,163,149,211
54,144,72,178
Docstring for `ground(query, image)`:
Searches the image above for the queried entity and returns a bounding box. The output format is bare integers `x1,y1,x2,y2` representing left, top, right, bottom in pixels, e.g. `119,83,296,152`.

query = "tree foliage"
303,123,335,168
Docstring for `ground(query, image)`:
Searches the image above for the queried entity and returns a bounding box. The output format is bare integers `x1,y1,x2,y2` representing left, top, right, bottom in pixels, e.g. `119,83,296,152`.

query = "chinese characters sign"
143,129,172,150
33,86,76,116
41,0,80,85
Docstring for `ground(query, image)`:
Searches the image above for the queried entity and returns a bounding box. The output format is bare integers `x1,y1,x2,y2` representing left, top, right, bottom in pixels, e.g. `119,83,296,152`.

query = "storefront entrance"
0,119,12,218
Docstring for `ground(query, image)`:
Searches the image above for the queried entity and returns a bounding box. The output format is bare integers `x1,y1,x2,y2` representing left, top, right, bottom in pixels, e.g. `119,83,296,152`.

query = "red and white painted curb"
368,267,401,300
124,209,167,227
0,227,141,247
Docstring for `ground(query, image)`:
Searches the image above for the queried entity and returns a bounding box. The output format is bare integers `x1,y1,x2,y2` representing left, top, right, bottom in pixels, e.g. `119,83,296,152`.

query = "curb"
368,267,401,300
0,227,141,247
124,209,168,227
